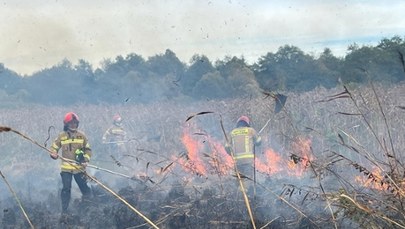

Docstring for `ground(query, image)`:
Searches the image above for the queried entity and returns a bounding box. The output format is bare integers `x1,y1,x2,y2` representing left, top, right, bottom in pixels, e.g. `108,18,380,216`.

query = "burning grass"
1,83,405,228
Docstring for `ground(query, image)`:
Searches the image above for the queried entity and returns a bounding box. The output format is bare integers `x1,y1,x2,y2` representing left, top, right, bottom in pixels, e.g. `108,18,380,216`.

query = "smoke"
2,1,405,75
1,83,405,227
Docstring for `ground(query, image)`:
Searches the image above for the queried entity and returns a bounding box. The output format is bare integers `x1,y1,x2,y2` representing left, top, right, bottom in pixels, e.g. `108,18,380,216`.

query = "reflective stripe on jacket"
102,126,126,144
51,130,92,173
230,127,261,163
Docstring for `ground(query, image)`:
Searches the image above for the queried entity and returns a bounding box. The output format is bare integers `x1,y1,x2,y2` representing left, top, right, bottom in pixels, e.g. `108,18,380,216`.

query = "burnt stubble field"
1,83,405,228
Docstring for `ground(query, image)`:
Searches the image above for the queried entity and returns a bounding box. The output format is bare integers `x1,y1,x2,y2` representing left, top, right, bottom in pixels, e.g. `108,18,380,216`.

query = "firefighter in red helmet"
225,115,261,196
101,114,129,187
50,112,92,214
102,114,127,157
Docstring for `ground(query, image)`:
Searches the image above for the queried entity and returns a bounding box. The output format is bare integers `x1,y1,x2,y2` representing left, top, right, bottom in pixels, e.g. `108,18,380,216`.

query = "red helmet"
237,115,250,125
63,112,79,125
113,114,122,125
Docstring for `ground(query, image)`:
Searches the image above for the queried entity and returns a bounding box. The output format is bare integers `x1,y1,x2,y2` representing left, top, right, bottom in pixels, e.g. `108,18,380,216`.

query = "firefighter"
225,115,261,196
50,112,92,214
101,114,132,187
102,114,127,157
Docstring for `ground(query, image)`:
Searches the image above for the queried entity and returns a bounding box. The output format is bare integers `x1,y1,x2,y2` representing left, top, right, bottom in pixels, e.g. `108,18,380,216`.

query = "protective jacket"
102,125,126,144
51,130,92,173
228,127,261,165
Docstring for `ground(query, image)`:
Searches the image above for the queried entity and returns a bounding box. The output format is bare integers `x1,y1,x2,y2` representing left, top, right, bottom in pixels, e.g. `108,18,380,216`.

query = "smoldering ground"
2,84,405,228
0,164,332,228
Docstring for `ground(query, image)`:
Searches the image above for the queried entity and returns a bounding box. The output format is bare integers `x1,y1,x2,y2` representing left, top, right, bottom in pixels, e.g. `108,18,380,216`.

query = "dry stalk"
337,153,404,197
0,170,35,229
369,78,402,171
339,193,405,229
85,173,160,229
0,125,160,229
185,112,257,228
259,216,281,229
343,86,402,189
254,179,316,225
289,153,338,228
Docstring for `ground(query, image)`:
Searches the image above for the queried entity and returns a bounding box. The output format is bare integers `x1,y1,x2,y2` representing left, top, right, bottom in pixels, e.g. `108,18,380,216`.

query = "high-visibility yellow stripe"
61,162,83,170
244,135,250,153
231,128,249,135
52,143,60,150
61,139,84,145
230,127,254,160
111,129,125,134
234,153,254,160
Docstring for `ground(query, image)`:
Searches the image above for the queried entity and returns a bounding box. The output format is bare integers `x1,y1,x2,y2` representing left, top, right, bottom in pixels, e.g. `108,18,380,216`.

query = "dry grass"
1,82,405,228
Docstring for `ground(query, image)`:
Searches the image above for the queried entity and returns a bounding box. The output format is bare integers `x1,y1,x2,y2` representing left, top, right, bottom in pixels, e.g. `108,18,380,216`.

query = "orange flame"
206,137,234,175
255,148,282,175
180,130,207,176
288,136,313,177
179,126,315,179
354,167,388,191
178,125,236,176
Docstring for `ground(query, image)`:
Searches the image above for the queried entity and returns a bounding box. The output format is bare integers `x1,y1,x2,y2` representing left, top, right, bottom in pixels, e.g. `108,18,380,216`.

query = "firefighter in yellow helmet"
50,112,92,214
225,115,261,196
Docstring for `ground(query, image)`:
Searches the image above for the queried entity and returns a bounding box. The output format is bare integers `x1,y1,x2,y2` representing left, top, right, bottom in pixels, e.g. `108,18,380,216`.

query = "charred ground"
1,83,405,228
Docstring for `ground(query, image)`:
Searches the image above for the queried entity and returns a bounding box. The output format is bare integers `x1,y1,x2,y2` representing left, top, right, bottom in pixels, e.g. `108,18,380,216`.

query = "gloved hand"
80,162,88,168
255,136,262,146
50,152,58,160
75,149,85,163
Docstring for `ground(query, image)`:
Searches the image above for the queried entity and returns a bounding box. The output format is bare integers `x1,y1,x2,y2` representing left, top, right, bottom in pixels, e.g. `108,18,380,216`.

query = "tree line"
1,36,404,106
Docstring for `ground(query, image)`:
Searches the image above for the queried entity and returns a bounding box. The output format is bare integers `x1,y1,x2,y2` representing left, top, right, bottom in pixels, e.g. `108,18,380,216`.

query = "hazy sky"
1,0,405,75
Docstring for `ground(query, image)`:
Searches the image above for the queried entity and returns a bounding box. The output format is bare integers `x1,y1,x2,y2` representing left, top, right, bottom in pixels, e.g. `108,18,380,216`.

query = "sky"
1,0,405,76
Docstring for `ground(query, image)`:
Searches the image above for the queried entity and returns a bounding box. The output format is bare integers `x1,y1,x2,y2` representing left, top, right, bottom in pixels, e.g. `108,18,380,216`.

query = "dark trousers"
237,163,254,179
60,172,91,212
236,163,255,198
